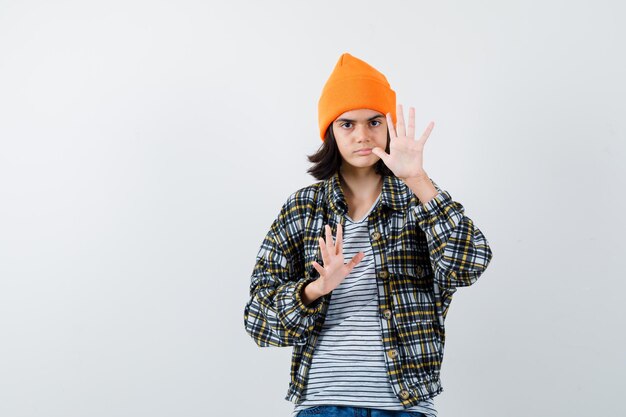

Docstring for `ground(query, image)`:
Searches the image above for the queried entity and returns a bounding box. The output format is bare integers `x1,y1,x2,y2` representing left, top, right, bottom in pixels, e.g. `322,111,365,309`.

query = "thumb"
312,261,325,277
371,147,389,165
345,251,365,272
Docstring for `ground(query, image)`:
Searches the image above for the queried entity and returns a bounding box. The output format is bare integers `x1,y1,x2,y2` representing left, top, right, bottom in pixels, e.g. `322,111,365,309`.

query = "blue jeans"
296,405,426,417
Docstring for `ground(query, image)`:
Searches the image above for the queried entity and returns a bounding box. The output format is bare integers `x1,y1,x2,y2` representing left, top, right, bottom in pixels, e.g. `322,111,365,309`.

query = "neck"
338,166,383,200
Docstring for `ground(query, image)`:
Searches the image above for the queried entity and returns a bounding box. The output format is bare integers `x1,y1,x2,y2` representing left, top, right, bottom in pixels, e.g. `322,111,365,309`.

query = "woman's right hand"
310,223,364,297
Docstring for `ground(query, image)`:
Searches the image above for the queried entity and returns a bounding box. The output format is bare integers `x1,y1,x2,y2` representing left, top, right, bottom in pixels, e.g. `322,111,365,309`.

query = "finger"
371,147,390,165
325,224,334,252
312,261,325,277
407,107,416,139
335,223,343,256
386,113,397,139
396,104,406,138
418,121,435,145
318,237,329,264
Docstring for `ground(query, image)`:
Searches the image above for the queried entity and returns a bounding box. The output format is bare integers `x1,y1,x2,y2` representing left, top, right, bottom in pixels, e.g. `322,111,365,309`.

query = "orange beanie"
318,52,396,140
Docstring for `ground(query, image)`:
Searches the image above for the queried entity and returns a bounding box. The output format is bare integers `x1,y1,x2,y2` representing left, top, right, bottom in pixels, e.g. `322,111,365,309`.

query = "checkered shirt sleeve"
243,194,322,347
413,181,493,289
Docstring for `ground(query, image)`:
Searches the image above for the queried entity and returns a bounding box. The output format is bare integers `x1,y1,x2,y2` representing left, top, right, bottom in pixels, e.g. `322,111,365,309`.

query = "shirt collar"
324,171,408,215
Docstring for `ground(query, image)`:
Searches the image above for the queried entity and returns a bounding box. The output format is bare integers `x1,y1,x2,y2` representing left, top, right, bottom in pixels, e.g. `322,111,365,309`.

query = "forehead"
335,108,384,121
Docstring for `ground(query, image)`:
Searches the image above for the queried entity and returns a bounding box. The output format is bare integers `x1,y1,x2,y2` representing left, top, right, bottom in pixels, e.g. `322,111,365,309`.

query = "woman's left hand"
371,104,434,181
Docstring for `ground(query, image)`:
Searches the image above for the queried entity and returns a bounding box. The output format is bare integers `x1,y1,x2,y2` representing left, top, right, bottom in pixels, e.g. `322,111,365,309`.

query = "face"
332,108,388,173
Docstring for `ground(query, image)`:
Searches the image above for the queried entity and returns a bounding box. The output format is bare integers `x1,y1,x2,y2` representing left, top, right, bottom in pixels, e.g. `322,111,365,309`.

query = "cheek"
377,132,389,148
335,141,351,158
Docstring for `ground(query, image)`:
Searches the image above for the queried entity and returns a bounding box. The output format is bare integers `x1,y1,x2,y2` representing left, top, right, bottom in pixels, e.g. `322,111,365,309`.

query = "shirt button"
387,349,398,359
371,231,381,241
378,270,389,279
399,390,410,400
416,266,423,275
382,309,392,320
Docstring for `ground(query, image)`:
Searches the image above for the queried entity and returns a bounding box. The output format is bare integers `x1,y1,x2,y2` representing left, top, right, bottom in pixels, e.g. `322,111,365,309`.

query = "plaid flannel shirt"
243,172,493,408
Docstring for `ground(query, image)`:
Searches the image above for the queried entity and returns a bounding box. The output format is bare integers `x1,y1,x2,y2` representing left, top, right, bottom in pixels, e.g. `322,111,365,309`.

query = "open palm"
371,104,434,181
311,224,364,296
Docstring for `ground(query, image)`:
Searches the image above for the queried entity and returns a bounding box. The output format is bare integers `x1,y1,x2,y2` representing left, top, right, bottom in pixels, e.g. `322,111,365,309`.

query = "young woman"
244,53,493,417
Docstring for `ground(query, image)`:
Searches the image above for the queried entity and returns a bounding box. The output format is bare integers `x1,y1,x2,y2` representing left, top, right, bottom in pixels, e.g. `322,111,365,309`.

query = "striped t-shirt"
292,193,437,417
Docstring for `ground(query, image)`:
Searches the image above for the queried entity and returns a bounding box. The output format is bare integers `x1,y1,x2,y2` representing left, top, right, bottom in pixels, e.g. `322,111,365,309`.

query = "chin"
347,159,378,169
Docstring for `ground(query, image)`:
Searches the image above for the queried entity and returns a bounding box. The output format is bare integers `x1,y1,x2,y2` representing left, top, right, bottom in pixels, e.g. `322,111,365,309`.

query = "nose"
354,123,370,142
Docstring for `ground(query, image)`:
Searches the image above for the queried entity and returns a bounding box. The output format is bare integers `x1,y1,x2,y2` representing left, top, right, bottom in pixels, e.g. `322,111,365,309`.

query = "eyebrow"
335,114,384,123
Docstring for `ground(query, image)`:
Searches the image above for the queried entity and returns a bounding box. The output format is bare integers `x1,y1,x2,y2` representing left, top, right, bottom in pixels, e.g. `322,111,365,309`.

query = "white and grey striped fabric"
292,194,437,417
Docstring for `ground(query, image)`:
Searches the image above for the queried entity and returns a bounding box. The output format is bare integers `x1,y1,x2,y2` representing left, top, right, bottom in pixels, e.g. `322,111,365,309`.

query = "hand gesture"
371,104,434,181
311,224,364,296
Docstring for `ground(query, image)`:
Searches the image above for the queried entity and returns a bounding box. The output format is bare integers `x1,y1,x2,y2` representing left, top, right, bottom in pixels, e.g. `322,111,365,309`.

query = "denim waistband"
295,405,426,417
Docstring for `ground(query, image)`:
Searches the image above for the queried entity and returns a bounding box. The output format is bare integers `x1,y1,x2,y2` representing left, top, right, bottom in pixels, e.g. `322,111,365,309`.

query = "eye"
370,120,382,127
341,122,353,129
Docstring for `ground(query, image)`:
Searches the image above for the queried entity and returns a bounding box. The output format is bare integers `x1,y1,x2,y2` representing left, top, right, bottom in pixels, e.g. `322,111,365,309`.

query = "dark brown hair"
306,125,394,180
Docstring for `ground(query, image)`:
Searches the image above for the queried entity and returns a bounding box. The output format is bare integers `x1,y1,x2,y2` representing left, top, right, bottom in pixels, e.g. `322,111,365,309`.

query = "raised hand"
371,104,434,181
311,224,364,296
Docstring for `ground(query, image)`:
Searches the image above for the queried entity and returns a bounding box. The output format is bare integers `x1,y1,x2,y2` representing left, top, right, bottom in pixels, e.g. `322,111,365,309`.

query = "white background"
1,1,624,416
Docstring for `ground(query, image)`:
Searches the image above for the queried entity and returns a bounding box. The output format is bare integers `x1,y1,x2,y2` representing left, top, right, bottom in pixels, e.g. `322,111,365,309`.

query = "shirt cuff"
293,276,324,315
413,189,453,222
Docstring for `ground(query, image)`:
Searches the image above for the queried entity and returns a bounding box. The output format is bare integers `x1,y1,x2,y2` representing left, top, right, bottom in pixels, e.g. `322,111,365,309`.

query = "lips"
355,148,372,155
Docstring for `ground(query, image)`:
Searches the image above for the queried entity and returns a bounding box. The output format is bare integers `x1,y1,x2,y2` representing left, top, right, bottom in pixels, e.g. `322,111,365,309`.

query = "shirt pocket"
390,279,437,324
396,320,442,378
387,230,432,286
